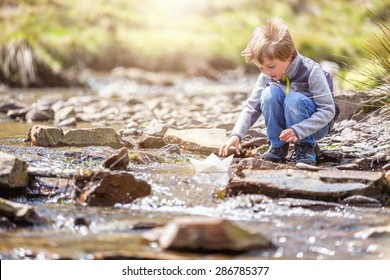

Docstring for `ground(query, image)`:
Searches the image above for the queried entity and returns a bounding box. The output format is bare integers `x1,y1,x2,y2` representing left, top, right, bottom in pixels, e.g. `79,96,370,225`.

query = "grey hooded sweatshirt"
231,53,336,141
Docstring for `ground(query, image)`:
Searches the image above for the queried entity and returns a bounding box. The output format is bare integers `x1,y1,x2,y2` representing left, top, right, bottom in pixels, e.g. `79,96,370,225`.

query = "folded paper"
189,153,233,173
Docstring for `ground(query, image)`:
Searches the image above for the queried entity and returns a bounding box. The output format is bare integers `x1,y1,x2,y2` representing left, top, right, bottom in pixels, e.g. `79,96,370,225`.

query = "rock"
143,216,273,252
159,144,181,155
54,106,76,124
0,197,48,225
139,136,166,149
25,106,55,122
242,137,268,148
29,125,125,149
56,117,77,127
336,163,360,170
143,119,176,137
321,150,343,161
237,158,285,171
296,162,320,171
102,147,129,170
7,107,29,120
382,163,390,171
354,224,390,240
76,173,151,206
0,100,27,113
0,152,29,188
63,127,124,148
226,169,389,204
333,90,368,121
212,122,235,131
318,169,383,183
278,198,345,211
341,195,382,207
30,125,64,146
164,128,228,154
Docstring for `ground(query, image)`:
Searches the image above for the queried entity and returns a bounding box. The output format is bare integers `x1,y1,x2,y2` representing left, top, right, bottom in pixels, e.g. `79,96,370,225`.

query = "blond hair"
241,17,297,64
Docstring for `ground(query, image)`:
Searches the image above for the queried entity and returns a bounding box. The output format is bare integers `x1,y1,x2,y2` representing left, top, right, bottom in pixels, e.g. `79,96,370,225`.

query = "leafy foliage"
0,0,387,73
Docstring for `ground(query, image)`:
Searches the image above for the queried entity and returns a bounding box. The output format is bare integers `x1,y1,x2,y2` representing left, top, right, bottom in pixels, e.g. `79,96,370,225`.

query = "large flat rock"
226,169,390,204
30,125,125,148
164,128,228,154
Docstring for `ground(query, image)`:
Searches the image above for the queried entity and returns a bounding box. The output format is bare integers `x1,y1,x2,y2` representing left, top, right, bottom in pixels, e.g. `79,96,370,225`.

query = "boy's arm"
290,66,336,140
230,74,265,140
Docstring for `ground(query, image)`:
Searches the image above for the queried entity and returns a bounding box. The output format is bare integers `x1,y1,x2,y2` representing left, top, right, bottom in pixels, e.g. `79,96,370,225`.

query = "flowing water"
0,88,389,260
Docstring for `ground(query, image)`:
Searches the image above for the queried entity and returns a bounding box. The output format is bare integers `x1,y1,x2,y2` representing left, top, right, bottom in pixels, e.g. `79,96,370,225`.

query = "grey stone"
0,152,29,188
143,216,273,252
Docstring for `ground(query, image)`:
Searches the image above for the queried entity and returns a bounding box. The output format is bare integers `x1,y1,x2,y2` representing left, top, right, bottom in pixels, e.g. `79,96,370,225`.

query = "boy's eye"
269,65,275,69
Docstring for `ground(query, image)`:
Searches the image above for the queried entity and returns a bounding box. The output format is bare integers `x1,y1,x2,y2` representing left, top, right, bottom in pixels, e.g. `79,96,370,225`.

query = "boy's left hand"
279,128,298,143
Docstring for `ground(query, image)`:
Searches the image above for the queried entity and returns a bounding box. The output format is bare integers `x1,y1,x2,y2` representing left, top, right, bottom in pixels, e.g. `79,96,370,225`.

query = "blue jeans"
259,85,329,148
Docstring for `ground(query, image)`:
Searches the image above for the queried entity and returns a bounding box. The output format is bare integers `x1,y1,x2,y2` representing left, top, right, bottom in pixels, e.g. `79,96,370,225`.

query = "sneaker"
262,143,289,162
294,143,316,165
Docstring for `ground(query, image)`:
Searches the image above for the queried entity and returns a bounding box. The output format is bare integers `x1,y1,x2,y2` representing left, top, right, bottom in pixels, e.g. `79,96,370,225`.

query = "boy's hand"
219,135,241,157
279,128,298,143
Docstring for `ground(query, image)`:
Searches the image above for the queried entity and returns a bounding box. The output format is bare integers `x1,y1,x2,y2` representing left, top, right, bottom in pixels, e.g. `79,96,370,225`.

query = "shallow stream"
0,88,389,260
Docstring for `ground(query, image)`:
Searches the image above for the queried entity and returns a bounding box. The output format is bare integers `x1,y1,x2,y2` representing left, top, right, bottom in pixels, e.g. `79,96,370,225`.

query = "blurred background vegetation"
0,0,389,89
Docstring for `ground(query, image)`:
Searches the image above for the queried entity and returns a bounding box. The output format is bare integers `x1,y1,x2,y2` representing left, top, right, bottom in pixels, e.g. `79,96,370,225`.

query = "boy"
219,17,338,165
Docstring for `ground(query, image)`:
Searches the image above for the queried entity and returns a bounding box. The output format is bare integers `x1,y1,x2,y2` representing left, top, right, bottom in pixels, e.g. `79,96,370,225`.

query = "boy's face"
253,56,292,81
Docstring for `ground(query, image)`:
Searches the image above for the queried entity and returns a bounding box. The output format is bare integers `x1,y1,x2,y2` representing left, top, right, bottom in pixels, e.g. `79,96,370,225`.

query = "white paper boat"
189,153,234,173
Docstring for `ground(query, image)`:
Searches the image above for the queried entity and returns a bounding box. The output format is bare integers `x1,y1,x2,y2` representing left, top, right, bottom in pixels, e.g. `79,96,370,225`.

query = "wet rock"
318,169,383,183
160,144,181,155
354,224,390,240
341,195,382,207
139,136,166,149
119,128,143,137
236,158,285,171
278,198,345,211
164,128,228,154
143,216,273,252
0,197,48,226
25,106,55,122
0,152,29,188
121,137,139,149
102,147,129,170
296,162,320,171
30,125,125,148
226,169,389,204
77,172,151,206
129,151,164,165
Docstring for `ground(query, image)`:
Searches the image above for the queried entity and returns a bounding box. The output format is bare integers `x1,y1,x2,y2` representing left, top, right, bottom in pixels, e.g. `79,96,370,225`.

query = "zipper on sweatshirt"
282,74,290,95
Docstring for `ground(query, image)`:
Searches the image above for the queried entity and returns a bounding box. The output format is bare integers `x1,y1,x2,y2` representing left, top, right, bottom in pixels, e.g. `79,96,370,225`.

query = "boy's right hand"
219,135,241,157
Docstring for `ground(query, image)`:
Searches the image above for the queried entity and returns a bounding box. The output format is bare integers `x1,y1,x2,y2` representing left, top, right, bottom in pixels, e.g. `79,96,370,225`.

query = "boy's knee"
284,92,313,111
260,86,284,104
